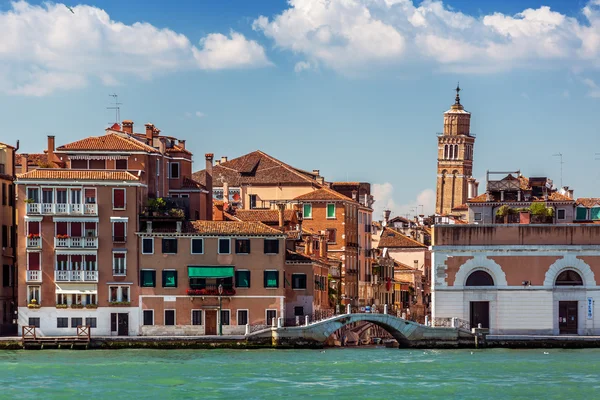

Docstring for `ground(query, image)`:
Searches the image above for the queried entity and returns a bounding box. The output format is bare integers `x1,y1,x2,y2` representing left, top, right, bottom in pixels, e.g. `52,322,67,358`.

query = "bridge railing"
284,310,337,327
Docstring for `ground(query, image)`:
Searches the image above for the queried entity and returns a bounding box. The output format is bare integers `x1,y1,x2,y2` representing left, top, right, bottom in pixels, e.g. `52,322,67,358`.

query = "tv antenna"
107,93,122,125
552,153,564,188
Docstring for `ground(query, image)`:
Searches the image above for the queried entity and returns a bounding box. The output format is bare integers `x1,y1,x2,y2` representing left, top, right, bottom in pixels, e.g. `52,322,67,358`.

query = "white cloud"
372,183,435,221
254,0,600,74
581,77,600,97
195,111,206,118
0,2,270,96
294,61,312,73
563,89,570,98
520,92,529,99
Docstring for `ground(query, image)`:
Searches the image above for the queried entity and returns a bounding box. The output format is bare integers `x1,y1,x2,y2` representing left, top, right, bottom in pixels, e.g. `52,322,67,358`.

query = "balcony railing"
26,270,42,282
187,284,236,296
26,203,98,216
54,270,98,282
26,237,42,249
54,237,98,249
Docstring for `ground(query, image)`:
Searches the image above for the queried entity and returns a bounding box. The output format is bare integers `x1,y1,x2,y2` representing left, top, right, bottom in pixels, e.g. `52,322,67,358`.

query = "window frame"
164,309,176,326
162,269,178,288
85,317,97,328
191,309,203,326
112,251,127,276
264,270,279,289
218,238,231,255
143,309,154,326
115,159,128,170
170,162,180,179
292,273,307,290
264,239,280,255
237,309,249,326
557,208,566,221
235,238,251,254
140,269,156,288
303,203,312,219
28,317,40,328
474,212,482,221
71,317,83,328
191,238,204,254
57,317,69,328
142,238,154,255
162,238,178,254
235,270,251,288
112,188,126,210
266,309,277,325
220,309,230,326
27,285,41,304
326,203,336,219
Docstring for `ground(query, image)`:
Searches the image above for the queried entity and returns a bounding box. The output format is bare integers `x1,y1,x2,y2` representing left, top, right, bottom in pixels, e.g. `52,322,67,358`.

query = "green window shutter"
141,270,156,287
327,204,335,218
235,270,250,288
591,207,600,220
576,207,588,220
264,271,278,288
303,204,312,218
163,271,177,288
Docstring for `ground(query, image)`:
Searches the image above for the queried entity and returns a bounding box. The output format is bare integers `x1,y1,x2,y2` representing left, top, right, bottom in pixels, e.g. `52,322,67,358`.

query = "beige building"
436,85,478,216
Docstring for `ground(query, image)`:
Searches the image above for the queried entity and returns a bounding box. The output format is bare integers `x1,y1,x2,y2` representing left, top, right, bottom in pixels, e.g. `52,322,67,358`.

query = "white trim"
452,254,508,289
55,250,97,255
236,309,249,326
52,217,99,223
24,216,43,222
543,254,596,288
190,238,204,255
110,217,129,222
112,251,127,276
164,309,176,326
218,238,231,255
112,188,127,210
141,237,154,255
191,309,203,326
143,309,154,326
16,180,145,187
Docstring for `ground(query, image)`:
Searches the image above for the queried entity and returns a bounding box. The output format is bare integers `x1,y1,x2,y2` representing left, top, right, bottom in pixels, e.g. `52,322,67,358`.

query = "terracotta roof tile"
378,227,426,249
57,133,158,153
187,221,284,236
193,150,321,187
467,193,488,203
295,187,355,202
181,177,206,190
16,153,49,166
16,169,139,181
576,198,600,208
234,209,296,223
547,192,573,202
394,261,417,271
452,203,468,211
286,249,313,263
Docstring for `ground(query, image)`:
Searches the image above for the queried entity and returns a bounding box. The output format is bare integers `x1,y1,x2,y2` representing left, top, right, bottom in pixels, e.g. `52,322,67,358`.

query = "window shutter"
113,189,125,209
28,252,40,270
71,222,82,237
28,221,39,235
113,222,125,239
2,265,9,288
56,222,68,235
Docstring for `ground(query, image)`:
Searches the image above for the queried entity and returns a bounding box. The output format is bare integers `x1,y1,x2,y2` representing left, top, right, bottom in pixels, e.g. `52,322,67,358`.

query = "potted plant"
24,198,35,204
168,208,185,218
71,303,84,309
85,304,98,309
155,198,167,215
108,301,131,307
56,304,68,309
28,299,40,309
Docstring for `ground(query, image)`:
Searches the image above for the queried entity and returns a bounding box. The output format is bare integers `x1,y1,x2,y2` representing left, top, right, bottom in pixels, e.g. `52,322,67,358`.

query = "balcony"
54,270,98,282
187,284,236,296
26,203,98,216
26,270,42,282
26,236,42,249
54,237,98,249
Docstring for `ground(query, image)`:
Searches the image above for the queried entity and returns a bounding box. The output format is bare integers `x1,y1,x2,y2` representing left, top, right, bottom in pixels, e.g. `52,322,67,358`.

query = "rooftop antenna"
552,153,564,188
107,93,122,125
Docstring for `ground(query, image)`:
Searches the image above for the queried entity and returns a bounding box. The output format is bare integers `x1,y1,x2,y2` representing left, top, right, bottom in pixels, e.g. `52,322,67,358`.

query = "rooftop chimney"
179,140,186,149
313,169,320,176
352,190,357,201
21,153,29,174
153,127,160,137
47,135,55,165
383,209,391,223
122,120,134,134
223,181,230,211
221,156,228,164
319,236,326,258
215,160,221,166
277,203,286,231
145,123,154,145
205,153,214,221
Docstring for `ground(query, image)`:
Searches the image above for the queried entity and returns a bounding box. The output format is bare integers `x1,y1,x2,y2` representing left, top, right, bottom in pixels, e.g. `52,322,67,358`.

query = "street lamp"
218,283,223,336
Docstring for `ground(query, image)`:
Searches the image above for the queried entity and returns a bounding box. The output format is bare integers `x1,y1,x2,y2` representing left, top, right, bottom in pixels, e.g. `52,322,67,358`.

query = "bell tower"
436,85,476,215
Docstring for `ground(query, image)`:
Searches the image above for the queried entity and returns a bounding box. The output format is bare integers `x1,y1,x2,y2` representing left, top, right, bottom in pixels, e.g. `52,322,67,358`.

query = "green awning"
188,266,234,278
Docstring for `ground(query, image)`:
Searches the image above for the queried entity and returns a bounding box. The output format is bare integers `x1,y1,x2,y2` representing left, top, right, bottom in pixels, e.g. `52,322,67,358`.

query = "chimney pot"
215,160,221,166
221,156,228,164
122,120,134,134
205,153,214,221
313,169,320,176
21,153,29,174
145,123,154,145
179,140,186,149
277,203,286,230
47,135,55,164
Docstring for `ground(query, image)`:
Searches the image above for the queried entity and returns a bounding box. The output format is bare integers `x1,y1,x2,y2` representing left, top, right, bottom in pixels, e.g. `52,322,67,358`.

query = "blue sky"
1,0,600,218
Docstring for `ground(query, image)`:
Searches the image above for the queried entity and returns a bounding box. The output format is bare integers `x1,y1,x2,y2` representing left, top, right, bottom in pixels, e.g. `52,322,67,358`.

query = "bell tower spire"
435,85,477,216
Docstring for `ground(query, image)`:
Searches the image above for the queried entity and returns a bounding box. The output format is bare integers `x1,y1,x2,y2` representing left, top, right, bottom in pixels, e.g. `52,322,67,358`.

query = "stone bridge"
248,313,474,348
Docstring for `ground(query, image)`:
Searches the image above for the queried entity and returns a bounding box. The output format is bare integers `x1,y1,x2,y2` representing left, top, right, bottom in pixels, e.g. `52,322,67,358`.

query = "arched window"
454,145,459,160
449,145,454,160
444,145,448,159
466,270,494,286
555,270,583,286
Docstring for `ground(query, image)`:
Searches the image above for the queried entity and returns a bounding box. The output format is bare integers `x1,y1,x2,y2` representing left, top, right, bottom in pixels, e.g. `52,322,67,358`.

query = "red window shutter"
85,189,95,198
85,222,96,230
114,253,125,260
28,253,40,270
28,222,40,235
86,255,96,262
71,255,82,263
71,222,82,237
57,255,68,262
56,222,68,235
113,222,125,239
113,189,125,209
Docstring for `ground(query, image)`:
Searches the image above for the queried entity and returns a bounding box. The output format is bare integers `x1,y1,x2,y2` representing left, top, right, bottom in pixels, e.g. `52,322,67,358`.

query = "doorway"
470,301,490,329
111,313,129,336
205,310,217,335
559,301,578,334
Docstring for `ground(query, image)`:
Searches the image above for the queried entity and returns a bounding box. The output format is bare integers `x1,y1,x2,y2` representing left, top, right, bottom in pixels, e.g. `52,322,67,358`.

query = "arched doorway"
555,270,583,334
466,270,494,329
